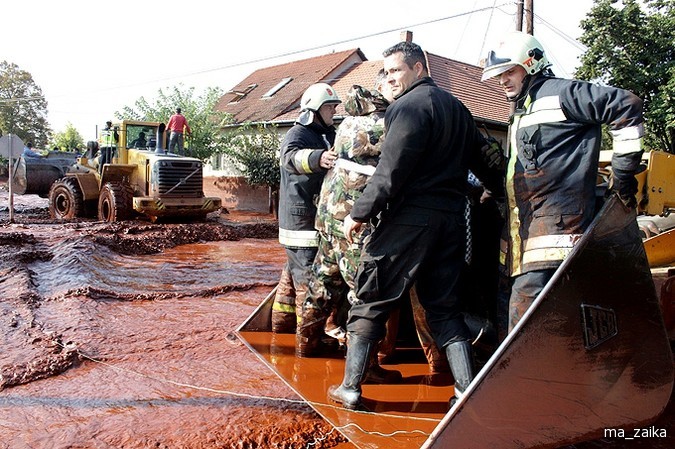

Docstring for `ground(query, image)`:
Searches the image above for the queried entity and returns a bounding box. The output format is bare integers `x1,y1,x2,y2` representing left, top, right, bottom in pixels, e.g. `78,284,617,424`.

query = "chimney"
400,30,413,43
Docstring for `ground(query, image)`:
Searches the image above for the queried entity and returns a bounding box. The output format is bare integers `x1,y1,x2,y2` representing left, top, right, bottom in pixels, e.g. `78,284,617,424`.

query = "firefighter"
481,31,644,333
274,83,341,357
330,42,504,410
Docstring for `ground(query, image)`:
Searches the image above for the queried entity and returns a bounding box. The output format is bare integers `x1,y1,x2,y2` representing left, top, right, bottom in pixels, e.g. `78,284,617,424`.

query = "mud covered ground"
0,181,673,449
0,182,349,449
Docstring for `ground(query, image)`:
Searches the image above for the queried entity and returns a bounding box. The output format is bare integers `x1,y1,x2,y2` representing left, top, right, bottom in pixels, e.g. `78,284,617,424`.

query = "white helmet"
481,31,551,81
300,83,341,112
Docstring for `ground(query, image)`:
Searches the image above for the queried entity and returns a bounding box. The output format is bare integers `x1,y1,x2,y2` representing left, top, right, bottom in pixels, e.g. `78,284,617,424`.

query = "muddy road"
0,182,672,449
0,185,348,449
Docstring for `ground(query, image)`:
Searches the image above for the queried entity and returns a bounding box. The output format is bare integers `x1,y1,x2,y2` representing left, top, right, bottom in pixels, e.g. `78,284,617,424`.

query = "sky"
1,0,594,144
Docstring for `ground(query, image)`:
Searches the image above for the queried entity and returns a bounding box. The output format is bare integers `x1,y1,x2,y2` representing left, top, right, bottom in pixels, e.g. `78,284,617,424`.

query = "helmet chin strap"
509,74,535,104
314,108,330,128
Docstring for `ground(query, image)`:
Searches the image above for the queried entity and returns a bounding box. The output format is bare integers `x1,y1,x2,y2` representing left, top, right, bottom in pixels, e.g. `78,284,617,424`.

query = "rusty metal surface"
424,196,674,449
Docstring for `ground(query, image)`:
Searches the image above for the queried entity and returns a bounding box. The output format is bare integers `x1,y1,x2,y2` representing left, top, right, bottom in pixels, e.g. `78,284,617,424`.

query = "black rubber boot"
445,340,474,407
328,334,374,410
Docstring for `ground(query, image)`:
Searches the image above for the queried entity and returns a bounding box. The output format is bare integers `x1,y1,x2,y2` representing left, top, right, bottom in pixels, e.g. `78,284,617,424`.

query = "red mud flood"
0,184,673,449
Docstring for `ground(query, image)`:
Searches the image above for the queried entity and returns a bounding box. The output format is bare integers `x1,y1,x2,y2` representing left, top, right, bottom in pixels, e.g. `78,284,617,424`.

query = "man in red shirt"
166,107,192,155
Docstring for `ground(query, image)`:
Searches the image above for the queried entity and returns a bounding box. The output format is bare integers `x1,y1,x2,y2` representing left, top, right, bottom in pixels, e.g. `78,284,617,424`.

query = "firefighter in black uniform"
275,83,342,357
481,31,644,333
329,41,504,409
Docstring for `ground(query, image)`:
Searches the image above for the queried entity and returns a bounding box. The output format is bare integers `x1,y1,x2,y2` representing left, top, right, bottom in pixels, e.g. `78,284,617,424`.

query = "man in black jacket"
329,41,503,409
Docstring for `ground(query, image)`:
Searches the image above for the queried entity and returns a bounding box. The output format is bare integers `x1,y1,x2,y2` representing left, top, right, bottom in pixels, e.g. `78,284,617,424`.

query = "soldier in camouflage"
308,84,386,320
303,79,404,381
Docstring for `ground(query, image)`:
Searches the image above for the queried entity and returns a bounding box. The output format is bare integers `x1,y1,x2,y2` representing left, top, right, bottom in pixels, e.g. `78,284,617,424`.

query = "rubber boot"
271,267,297,334
328,334,374,410
296,306,327,358
364,345,402,384
445,340,474,407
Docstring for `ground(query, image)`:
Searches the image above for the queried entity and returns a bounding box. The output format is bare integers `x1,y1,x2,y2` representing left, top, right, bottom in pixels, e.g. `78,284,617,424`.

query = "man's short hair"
383,41,428,73
176,107,182,113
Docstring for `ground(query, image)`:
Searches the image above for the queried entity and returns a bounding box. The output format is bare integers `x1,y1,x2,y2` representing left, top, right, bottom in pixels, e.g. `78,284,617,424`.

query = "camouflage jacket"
315,111,386,238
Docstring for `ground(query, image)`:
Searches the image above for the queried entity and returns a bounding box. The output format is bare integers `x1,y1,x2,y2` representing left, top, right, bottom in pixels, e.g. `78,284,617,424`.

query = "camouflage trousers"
304,231,365,341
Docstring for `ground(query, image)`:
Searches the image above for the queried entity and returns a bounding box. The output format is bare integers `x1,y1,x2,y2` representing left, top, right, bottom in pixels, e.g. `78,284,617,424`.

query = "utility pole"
516,1,524,32
525,0,534,34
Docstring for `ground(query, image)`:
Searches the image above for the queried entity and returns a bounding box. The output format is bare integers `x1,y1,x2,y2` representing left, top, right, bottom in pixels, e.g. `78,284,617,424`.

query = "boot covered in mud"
295,306,328,358
271,267,297,334
328,333,374,410
364,344,402,384
445,340,474,406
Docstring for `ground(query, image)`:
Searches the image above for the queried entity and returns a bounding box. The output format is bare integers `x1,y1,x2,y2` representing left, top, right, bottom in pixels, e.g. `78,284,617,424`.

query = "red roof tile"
426,52,509,124
216,49,367,124
216,48,509,128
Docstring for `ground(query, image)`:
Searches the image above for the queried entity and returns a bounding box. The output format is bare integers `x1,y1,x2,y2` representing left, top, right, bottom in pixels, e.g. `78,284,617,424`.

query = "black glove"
607,175,638,209
480,137,505,171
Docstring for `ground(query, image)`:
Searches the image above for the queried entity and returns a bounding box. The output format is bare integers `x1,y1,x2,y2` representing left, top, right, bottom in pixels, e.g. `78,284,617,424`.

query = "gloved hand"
607,175,638,209
481,137,505,171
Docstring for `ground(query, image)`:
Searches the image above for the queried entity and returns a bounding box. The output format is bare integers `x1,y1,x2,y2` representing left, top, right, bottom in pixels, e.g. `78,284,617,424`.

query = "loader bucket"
237,197,673,449
423,196,674,448
11,154,78,196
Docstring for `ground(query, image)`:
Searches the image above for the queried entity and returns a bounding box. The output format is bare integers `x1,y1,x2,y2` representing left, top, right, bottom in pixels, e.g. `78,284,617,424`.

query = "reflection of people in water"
131,132,147,148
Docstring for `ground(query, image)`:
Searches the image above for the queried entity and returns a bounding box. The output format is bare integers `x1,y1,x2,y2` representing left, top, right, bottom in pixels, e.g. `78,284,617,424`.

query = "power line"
34,3,514,103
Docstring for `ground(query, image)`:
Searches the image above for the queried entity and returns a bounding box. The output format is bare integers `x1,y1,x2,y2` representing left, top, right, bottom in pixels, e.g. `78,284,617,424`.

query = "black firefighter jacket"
278,121,336,248
503,74,644,276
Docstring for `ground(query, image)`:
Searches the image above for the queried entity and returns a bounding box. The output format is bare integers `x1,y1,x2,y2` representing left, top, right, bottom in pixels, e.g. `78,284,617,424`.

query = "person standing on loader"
273,83,341,357
481,31,644,333
329,41,504,410
167,107,191,155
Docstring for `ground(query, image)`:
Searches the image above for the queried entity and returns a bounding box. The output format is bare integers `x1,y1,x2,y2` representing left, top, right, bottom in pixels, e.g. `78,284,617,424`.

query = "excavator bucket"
237,196,673,449
423,196,674,448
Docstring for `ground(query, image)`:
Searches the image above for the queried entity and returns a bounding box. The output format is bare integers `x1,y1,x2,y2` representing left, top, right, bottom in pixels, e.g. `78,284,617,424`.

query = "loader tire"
98,181,133,222
48,177,85,220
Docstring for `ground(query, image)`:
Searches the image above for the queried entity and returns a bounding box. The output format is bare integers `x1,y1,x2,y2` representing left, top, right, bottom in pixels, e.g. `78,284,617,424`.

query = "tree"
222,122,281,214
51,122,85,152
0,61,51,148
576,0,675,153
116,84,235,161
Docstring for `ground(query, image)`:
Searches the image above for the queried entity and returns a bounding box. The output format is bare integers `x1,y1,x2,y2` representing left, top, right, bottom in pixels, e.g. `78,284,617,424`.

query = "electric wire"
49,338,438,446
2,4,512,104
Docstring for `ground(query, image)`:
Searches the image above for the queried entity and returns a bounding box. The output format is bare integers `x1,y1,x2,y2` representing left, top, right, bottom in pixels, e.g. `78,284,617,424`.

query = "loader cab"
124,123,163,151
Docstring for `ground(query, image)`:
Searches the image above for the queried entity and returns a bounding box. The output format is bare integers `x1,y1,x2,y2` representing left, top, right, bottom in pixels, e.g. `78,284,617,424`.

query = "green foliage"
51,122,85,152
222,122,281,190
0,61,51,148
576,0,675,152
116,83,236,161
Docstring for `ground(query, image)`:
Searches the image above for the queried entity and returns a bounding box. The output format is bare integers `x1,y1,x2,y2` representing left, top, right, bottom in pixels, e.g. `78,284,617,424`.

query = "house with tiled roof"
214,48,508,131
205,36,509,212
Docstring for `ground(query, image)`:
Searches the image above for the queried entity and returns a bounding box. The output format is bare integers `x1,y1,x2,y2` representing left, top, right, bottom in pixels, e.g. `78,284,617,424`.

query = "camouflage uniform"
305,86,387,343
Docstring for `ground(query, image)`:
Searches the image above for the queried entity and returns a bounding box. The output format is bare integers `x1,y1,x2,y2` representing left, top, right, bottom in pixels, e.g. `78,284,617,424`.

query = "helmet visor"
481,50,515,81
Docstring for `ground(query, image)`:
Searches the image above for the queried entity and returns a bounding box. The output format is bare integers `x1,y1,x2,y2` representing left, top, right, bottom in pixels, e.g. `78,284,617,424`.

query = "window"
228,84,258,103
262,77,293,98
